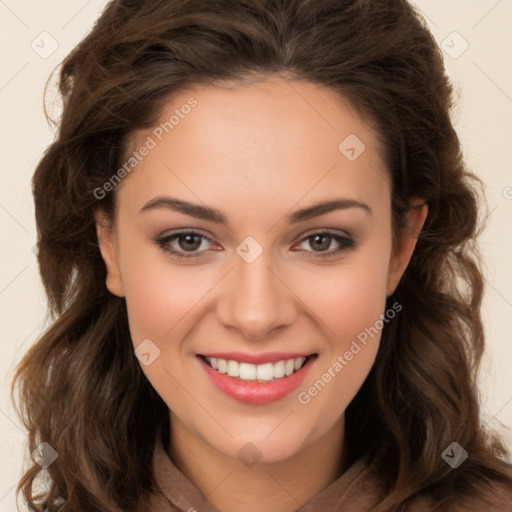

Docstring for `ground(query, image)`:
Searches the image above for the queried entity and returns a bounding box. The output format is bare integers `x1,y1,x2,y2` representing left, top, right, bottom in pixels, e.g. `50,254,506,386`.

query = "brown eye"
154,229,355,261
308,234,333,251
176,233,202,251
294,231,355,259
154,231,214,260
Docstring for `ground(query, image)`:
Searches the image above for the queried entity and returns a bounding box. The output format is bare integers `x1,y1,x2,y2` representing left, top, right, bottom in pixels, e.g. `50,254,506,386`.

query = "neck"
167,414,348,512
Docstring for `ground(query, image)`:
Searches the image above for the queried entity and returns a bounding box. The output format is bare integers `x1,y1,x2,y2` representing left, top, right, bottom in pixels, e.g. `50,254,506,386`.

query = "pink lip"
197,354,317,405
197,351,313,365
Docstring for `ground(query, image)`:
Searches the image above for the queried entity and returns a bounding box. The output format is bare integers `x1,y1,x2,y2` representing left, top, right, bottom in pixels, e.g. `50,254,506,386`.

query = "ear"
94,209,125,297
386,198,428,297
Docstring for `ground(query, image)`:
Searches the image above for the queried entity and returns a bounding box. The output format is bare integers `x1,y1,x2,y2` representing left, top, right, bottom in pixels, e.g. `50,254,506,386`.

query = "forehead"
117,78,390,222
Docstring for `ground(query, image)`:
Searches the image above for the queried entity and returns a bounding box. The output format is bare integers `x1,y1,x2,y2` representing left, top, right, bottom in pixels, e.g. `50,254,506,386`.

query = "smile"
196,353,318,405
202,355,308,382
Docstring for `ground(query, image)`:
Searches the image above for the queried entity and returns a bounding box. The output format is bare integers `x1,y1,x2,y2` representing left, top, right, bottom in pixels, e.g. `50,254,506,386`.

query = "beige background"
1,1,511,510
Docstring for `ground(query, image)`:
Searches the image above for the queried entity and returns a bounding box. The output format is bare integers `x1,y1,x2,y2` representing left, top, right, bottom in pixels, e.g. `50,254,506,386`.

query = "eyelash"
153,230,355,261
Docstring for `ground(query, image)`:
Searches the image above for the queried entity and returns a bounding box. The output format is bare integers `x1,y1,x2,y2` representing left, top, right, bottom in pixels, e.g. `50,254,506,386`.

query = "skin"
95,75,428,512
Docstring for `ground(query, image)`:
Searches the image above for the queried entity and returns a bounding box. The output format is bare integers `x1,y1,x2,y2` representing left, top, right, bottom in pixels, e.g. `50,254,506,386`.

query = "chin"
209,424,315,465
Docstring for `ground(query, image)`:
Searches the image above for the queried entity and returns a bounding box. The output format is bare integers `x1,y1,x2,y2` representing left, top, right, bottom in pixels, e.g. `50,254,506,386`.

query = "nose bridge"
217,238,296,340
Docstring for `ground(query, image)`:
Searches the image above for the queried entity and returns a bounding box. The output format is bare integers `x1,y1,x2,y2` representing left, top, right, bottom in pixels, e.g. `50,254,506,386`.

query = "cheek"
118,244,208,407
294,247,390,411
295,250,390,348
119,241,208,345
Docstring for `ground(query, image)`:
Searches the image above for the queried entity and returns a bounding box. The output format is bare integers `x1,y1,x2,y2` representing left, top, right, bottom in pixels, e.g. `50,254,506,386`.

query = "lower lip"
197,355,316,405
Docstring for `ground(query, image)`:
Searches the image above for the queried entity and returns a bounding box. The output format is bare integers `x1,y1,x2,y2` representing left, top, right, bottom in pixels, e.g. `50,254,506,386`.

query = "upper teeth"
205,356,307,381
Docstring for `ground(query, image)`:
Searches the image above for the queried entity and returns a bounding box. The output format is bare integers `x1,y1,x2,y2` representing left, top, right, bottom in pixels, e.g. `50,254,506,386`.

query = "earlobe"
386,199,428,297
94,210,125,298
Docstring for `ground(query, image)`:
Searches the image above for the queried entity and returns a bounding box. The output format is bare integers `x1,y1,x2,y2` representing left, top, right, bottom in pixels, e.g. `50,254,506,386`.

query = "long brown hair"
11,0,512,510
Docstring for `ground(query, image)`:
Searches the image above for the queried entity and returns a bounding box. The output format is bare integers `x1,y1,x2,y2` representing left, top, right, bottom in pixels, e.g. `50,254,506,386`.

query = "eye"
153,230,355,261
154,231,216,260
292,231,355,259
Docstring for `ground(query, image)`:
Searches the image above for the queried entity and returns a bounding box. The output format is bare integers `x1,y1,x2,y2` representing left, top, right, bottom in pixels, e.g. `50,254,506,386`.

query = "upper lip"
197,352,317,365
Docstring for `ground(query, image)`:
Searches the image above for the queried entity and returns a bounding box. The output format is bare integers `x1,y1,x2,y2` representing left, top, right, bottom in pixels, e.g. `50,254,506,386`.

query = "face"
96,76,427,463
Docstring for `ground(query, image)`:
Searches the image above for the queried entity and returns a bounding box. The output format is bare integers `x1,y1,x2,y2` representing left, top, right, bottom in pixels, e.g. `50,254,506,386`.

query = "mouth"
196,352,318,404
198,354,315,382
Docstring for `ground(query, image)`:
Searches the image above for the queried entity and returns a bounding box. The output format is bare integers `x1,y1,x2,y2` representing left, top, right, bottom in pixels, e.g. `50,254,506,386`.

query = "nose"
216,248,297,341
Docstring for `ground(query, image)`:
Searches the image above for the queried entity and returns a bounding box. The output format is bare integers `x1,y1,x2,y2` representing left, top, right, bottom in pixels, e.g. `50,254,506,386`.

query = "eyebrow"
139,196,372,225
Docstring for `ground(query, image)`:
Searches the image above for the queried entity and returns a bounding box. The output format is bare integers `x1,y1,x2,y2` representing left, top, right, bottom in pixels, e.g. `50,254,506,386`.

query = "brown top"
146,436,512,511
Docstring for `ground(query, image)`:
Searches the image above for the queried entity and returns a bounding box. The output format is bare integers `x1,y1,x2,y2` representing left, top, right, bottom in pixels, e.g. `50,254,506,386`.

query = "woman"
11,0,512,510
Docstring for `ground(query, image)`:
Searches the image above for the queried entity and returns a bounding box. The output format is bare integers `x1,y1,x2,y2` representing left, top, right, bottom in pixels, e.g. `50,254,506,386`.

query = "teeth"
239,363,257,380
204,356,307,382
257,363,274,381
273,360,285,378
217,358,227,373
227,360,239,377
